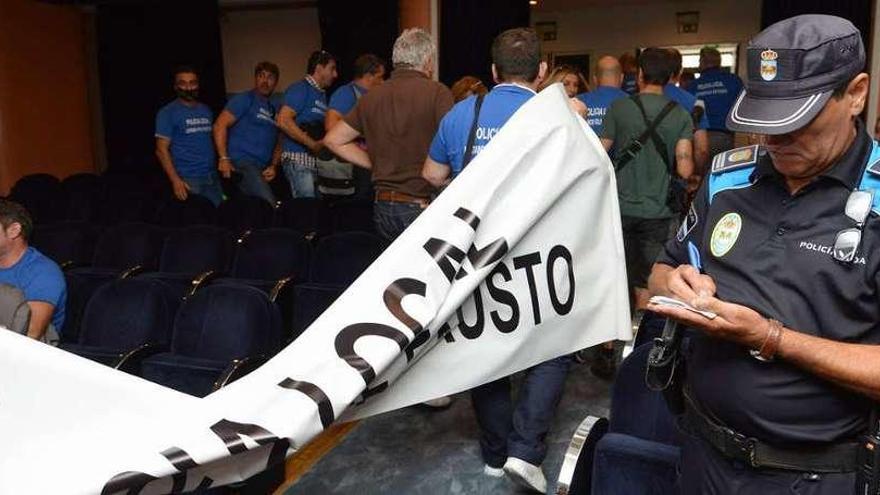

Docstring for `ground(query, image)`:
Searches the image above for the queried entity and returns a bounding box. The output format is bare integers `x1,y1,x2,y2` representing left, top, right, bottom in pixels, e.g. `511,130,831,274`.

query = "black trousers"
678,433,857,494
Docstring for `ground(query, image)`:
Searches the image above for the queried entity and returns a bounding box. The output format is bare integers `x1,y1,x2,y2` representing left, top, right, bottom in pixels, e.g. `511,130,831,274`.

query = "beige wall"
0,0,96,193
219,7,321,93
533,0,762,79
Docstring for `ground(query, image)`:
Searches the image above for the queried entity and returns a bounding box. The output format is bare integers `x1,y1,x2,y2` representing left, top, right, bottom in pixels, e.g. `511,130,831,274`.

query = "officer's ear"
844,73,869,117
5,222,22,240
491,64,500,84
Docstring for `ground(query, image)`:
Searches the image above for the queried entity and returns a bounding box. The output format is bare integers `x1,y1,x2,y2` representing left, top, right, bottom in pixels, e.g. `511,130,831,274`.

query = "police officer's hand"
648,295,768,350
568,98,587,118
664,264,717,304
171,177,190,201
218,158,234,179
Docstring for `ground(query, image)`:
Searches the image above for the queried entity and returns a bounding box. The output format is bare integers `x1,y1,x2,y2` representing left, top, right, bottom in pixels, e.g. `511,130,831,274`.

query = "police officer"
647,15,877,494
686,47,744,159
422,28,570,494
576,55,628,135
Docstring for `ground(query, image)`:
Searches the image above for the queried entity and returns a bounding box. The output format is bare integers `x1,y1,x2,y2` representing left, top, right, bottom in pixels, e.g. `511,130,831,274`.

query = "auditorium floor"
281,357,612,494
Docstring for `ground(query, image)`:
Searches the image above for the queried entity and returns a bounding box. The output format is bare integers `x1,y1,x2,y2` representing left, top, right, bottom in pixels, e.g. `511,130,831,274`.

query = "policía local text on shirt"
184,117,212,134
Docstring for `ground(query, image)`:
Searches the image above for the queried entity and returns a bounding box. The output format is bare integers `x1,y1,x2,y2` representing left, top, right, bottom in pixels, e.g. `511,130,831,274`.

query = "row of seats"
48,225,384,345
11,172,375,235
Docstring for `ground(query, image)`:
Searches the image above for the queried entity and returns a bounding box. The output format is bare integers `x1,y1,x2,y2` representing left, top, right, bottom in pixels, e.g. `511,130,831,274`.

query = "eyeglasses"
833,189,873,263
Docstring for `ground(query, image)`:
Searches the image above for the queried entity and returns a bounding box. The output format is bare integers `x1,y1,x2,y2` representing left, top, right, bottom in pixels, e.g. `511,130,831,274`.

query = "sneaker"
503,457,547,493
483,464,505,478
420,396,453,409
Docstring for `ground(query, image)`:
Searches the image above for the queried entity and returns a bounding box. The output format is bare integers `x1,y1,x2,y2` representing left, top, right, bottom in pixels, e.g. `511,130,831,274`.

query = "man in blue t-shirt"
325,54,386,199
0,201,65,343
620,51,639,95
576,55,628,135
154,66,221,206
422,28,570,494
276,50,338,199
665,48,710,175
214,61,281,204
686,47,744,158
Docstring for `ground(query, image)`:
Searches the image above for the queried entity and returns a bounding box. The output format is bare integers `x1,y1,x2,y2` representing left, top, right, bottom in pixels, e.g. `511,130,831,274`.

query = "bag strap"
615,95,678,172
462,93,486,170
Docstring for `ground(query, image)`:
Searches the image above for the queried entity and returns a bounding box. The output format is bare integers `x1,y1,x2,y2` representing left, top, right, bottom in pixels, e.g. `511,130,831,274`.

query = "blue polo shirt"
0,247,66,332
664,83,709,130
576,85,628,134
281,78,328,153
686,67,743,131
622,74,638,95
329,82,367,115
154,100,215,178
225,90,277,166
428,83,534,176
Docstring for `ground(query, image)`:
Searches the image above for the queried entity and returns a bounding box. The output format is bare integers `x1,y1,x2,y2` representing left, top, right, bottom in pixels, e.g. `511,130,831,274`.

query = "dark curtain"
96,0,226,173
439,0,531,88
761,0,872,55
317,0,399,93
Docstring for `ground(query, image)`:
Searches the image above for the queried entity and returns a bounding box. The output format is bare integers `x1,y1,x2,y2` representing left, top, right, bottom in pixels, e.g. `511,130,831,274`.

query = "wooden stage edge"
273,421,360,494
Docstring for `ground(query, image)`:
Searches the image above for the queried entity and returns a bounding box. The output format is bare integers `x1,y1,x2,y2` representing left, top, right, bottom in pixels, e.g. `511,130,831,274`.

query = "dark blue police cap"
726,14,865,135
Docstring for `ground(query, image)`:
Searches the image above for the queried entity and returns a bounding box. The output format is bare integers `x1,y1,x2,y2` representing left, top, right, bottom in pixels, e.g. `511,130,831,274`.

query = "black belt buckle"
723,426,757,467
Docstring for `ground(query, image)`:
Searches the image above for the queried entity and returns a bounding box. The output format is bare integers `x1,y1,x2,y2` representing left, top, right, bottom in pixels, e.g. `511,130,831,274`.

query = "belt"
683,389,860,473
375,190,430,207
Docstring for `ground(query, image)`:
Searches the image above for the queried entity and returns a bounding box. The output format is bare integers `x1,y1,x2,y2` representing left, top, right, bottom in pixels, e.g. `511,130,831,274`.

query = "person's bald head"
699,47,722,71
593,55,623,88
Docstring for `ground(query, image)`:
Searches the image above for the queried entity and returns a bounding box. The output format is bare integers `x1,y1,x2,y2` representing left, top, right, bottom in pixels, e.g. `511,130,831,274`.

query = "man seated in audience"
422,28,571,494
213,61,281,204
665,48,710,175
154,66,222,206
276,50,338,199
325,28,453,241
0,200,65,344
325,53,386,199
577,55,628,136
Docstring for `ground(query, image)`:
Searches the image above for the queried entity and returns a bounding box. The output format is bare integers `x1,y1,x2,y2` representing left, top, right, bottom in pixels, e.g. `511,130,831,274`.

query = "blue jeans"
373,200,423,241
181,174,223,206
470,355,573,467
282,156,318,199
234,159,275,204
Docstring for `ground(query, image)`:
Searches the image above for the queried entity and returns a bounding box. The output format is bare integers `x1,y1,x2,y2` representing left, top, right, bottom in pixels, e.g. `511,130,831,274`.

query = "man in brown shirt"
325,28,453,241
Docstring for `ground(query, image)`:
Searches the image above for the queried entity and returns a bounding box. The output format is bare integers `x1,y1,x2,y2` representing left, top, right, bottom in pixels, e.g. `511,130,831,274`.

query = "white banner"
0,85,630,494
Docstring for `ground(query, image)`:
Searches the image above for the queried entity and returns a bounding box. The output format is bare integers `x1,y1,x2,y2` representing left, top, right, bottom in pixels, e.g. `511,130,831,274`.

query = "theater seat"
326,198,375,233
10,173,65,224
556,343,681,495
62,173,103,222
230,228,310,281
290,282,344,341
154,194,218,227
217,194,275,235
60,278,179,368
310,231,385,285
139,284,282,397
31,222,101,269
274,198,324,237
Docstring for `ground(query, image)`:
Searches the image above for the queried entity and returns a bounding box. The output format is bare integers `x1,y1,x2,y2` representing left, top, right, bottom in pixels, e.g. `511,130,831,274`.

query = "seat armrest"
119,264,144,279
269,276,294,303
211,355,269,391
113,342,168,375
556,415,609,495
188,270,223,297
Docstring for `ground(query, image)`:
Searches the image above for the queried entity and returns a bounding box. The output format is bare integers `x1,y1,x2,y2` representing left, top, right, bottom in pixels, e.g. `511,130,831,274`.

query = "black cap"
726,14,865,135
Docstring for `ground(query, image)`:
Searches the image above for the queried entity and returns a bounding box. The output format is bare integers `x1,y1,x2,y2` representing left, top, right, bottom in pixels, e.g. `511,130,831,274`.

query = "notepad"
649,295,717,320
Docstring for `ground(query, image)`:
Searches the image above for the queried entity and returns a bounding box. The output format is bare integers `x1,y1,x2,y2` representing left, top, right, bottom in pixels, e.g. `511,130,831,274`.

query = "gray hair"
392,28,436,71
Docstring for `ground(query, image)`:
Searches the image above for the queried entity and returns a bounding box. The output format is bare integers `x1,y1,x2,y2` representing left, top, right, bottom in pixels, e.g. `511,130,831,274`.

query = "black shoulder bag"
461,94,486,170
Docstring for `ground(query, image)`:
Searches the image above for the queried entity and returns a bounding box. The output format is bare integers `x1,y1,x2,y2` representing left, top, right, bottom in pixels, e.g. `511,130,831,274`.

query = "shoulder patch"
712,144,760,175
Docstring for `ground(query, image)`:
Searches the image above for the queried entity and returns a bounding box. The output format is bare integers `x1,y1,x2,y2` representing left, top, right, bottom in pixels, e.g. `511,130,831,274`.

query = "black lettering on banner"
453,207,480,229
160,447,206,493
513,252,543,325
335,323,409,384
100,471,158,495
278,378,335,429
209,419,282,455
456,207,509,270
384,278,429,362
456,286,485,339
437,322,455,342
423,238,467,282
546,245,575,315
485,262,519,333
